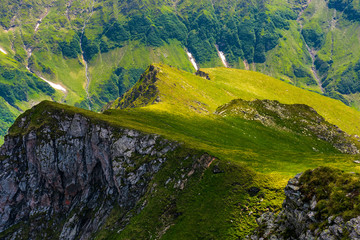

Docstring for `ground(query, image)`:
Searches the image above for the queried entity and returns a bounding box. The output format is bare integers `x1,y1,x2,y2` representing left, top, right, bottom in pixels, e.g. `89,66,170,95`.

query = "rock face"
0,106,208,239
247,172,360,240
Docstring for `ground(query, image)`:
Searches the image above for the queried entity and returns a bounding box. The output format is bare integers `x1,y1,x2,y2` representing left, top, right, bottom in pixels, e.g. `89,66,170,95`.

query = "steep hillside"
1,63,360,238
4,0,360,144
110,64,360,137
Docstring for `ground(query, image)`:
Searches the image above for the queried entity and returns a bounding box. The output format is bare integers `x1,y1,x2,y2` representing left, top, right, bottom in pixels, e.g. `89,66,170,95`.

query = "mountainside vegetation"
1,0,360,237
3,0,360,143
3,64,360,238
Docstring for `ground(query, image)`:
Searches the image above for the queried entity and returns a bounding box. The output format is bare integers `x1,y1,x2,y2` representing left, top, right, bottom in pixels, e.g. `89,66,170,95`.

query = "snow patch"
35,23,40,32
215,45,228,68
23,45,67,93
39,76,67,93
218,51,228,67
0,47,7,55
186,50,198,71
243,60,249,70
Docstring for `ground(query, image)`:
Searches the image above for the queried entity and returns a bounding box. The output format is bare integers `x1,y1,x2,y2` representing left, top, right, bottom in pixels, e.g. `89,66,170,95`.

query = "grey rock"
247,172,360,240
310,195,317,210
0,111,210,239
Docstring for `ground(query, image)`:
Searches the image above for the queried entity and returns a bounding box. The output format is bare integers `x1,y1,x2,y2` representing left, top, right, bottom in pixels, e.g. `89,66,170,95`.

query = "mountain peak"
109,65,161,110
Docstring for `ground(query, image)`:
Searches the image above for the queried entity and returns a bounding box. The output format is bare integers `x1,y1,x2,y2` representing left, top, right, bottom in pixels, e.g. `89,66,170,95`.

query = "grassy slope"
111,64,360,136
262,0,360,106
260,0,316,89
0,0,197,140
88,39,195,103
104,64,360,236
105,65,360,177
102,61,360,237
3,0,360,141
11,64,360,238
0,30,58,143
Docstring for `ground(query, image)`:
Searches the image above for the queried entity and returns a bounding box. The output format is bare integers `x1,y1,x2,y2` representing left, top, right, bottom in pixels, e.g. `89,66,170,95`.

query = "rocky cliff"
0,102,213,239
248,167,360,239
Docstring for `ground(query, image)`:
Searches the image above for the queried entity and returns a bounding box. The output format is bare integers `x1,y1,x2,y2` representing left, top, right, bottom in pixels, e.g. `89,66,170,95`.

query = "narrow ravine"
330,9,337,30
330,10,336,61
23,11,67,96
297,0,324,93
186,49,199,71
305,43,324,92
35,9,49,32
215,45,229,68
24,47,67,94
79,0,95,110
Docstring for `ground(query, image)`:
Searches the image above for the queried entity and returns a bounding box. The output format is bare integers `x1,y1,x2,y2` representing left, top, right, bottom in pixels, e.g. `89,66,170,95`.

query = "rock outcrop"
0,102,212,239
216,99,360,154
247,168,360,240
195,70,210,80
108,65,160,110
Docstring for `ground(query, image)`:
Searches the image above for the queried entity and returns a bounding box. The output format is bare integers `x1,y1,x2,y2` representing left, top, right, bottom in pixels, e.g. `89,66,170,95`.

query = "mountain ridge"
108,64,360,137
3,0,360,144
1,63,360,238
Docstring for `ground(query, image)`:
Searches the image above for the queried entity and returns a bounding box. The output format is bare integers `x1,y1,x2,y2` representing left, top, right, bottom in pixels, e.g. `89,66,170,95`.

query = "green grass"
31,51,86,105
9,63,360,238
13,65,360,178
88,40,195,102
93,148,284,239
104,108,359,176
257,0,360,107
111,64,360,136
3,0,360,144
2,0,360,236
300,167,360,224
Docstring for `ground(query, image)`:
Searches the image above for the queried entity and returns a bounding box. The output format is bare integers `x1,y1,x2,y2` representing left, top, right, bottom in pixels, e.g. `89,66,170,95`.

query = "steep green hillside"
2,0,360,143
105,64,360,175
8,63,360,238
90,65,360,237
110,65,360,137
0,0,288,112
260,0,360,108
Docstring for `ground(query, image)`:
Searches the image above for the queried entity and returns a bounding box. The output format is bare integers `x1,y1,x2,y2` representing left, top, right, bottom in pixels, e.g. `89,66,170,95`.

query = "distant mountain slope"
2,0,360,143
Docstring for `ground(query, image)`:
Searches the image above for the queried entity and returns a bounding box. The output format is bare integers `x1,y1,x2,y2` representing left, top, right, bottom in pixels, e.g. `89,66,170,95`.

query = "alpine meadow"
2,0,360,239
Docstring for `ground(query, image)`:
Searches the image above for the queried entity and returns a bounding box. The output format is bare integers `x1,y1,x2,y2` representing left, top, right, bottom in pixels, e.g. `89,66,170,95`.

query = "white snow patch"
0,47,7,55
215,45,228,68
35,22,40,32
243,60,249,70
186,50,198,71
218,50,228,67
39,76,67,93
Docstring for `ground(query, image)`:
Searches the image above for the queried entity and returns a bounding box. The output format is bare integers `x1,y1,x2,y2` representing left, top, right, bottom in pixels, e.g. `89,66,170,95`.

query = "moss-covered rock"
248,167,360,239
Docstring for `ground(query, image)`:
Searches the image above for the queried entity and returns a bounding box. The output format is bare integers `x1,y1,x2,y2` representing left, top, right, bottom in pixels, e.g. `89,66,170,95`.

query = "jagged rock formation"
247,167,360,240
108,65,160,110
216,99,360,154
0,102,213,239
195,70,210,80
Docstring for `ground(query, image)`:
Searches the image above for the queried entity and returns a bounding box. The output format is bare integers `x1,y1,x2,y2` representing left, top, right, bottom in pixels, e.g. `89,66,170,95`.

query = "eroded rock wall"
0,112,180,239
248,173,360,240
